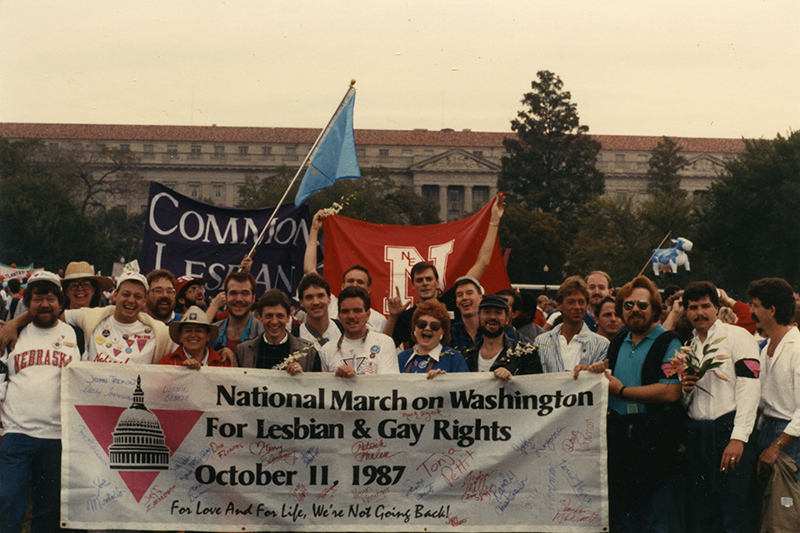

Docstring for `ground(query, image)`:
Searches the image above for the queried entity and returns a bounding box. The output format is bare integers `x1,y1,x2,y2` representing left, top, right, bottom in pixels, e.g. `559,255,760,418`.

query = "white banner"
61,362,608,531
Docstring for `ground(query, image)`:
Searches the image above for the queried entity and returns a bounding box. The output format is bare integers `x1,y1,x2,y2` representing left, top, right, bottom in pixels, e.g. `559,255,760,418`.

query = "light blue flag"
295,91,361,205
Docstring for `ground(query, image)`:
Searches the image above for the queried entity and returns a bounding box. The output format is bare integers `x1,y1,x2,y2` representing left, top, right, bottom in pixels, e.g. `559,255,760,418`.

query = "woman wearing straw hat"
61,261,113,310
160,306,230,369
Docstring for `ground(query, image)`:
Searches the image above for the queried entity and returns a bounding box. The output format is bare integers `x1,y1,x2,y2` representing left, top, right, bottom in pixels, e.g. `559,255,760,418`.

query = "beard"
625,312,655,335
479,323,504,338
32,310,59,328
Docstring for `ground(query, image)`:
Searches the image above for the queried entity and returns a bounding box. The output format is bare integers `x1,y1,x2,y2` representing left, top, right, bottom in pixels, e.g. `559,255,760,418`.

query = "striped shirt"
534,323,609,373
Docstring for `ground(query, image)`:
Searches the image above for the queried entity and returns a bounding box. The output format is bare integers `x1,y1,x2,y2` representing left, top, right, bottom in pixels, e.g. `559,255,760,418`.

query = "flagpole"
638,230,673,277
244,80,357,263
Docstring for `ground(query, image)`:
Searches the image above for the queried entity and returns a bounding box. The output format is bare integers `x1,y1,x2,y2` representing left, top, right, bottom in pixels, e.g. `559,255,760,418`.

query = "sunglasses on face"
623,300,650,311
415,320,442,331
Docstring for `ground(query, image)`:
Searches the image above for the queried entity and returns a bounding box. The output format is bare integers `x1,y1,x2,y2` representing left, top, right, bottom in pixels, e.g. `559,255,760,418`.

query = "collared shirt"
610,324,681,415
535,322,609,373
403,344,443,373
299,320,342,351
760,327,800,437
685,321,761,442
216,313,260,352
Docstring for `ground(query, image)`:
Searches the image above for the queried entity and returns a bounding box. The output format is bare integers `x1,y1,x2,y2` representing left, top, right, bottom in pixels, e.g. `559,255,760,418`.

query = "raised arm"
465,193,505,281
303,210,327,276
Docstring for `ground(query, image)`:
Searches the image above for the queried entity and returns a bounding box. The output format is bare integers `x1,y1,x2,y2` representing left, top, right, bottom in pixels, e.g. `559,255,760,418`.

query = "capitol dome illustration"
108,375,170,470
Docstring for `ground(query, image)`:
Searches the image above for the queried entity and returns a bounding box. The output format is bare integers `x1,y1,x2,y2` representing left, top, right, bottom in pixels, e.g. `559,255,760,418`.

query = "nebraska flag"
322,198,511,315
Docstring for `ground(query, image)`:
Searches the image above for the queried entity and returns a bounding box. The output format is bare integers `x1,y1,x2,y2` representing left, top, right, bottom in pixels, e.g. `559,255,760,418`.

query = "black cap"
479,294,509,312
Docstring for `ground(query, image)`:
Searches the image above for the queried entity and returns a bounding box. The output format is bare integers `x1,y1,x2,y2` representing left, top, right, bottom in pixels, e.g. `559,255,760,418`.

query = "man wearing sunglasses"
577,275,682,533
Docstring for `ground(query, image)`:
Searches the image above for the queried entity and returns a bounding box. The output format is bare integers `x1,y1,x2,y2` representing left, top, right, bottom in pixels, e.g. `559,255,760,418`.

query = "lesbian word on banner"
140,182,312,295
62,363,608,531
322,198,511,316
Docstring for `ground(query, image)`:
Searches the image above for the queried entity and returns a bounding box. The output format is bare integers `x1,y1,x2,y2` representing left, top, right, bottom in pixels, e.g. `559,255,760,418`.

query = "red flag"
322,199,511,315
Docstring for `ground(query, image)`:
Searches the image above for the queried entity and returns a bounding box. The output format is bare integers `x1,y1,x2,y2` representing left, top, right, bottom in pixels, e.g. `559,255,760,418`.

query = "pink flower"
714,354,731,360
713,370,730,382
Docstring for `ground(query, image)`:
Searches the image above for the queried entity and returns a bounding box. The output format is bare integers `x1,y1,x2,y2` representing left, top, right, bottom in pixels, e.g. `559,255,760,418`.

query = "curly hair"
411,299,451,346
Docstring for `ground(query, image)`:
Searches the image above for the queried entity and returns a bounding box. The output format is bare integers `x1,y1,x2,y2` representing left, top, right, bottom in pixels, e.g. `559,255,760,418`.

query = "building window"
356,148,366,157
472,186,490,211
119,144,130,152
637,154,648,167
166,145,178,157
424,149,434,155
48,142,59,151
447,185,464,221
379,149,389,157
285,146,296,155
213,184,224,198
473,150,483,157
214,145,225,159
615,154,625,163
188,184,200,198
143,144,154,158
262,146,272,156
190,145,202,157
72,143,83,152
402,149,412,155
239,146,249,156
421,185,439,201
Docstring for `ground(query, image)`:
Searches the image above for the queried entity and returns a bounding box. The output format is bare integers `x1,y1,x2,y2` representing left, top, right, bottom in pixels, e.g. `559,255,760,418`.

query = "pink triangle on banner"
74,405,204,503
137,339,149,352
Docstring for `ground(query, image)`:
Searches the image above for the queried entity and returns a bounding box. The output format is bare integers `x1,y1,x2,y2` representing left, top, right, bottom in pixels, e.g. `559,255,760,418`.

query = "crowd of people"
0,195,798,532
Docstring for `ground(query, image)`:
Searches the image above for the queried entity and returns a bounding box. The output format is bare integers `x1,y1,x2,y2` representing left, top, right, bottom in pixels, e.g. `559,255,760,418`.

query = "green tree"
700,131,800,289
498,203,567,284
647,136,688,199
498,70,604,230
238,166,440,225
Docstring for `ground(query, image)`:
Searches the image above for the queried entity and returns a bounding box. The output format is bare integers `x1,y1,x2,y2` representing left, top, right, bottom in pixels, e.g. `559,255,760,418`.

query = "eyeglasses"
68,281,93,290
623,300,650,311
149,288,176,296
415,320,442,331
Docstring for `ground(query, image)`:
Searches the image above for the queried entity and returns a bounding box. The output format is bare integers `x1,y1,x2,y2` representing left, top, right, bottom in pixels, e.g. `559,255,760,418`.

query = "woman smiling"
160,306,230,369
397,300,468,378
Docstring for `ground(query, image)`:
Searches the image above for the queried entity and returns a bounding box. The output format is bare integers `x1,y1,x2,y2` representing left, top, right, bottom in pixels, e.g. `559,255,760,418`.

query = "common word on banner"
62,363,609,532
140,182,313,295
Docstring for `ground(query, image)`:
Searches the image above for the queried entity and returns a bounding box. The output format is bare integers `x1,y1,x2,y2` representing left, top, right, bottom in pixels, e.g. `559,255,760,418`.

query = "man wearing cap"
535,276,609,373
145,269,181,324
160,306,228,369
463,294,542,377
62,261,113,310
239,289,319,372
0,271,81,532
175,275,207,313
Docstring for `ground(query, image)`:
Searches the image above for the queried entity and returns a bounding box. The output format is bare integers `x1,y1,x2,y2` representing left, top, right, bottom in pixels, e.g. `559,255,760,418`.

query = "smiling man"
213,271,262,353
535,276,609,373
448,277,484,354
237,289,319,372
680,281,761,533
296,273,342,351
318,286,398,376
145,269,179,324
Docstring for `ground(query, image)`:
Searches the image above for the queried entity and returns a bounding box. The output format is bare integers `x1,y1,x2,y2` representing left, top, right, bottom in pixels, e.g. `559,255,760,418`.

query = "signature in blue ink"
187,482,213,503
301,446,320,467
558,459,591,505
491,471,527,515
403,478,435,500
173,448,212,481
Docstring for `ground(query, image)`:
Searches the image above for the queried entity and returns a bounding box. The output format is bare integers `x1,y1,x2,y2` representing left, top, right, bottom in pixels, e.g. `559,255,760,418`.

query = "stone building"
0,123,745,219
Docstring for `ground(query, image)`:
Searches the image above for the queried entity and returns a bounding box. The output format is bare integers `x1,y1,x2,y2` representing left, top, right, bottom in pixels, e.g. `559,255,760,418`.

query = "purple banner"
140,182,312,296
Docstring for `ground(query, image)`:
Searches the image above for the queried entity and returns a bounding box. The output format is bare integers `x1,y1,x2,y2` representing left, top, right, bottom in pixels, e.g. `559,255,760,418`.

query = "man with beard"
175,274,207,313
213,271,262,353
747,278,800,483
463,295,542,378
0,271,82,532
535,276,609,373
318,286,398,376
577,275,682,533
680,281,761,533
145,269,180,324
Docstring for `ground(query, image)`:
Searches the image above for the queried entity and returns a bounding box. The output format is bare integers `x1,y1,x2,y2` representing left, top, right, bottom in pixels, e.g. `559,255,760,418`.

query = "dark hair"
521,292,538,315
496,289,521,313
224,271,257,295
682,281,720,309
747,277,796,326
298,273,331,298
556,276,590,304
146,269,176,286
412,299,451,346
8,279,21,292
343,265,372,287
615,276,662,318
597,295,616,313
256,289,292,315
338,286,370,312
410,261,439,281
662,284,682,302
23,281,65,309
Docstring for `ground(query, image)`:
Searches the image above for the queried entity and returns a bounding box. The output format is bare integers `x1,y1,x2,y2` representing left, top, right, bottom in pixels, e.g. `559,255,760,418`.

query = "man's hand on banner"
427,369,447,379
493,367,512,380
286,361,304,376
386,286,410,317
335,365,356,378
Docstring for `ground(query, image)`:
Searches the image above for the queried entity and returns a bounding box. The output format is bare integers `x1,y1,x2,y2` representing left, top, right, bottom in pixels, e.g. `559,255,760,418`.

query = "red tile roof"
0,123,747,154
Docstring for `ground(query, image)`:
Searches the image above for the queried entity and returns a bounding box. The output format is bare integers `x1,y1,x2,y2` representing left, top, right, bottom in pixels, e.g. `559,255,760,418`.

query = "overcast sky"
1,0,798,139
